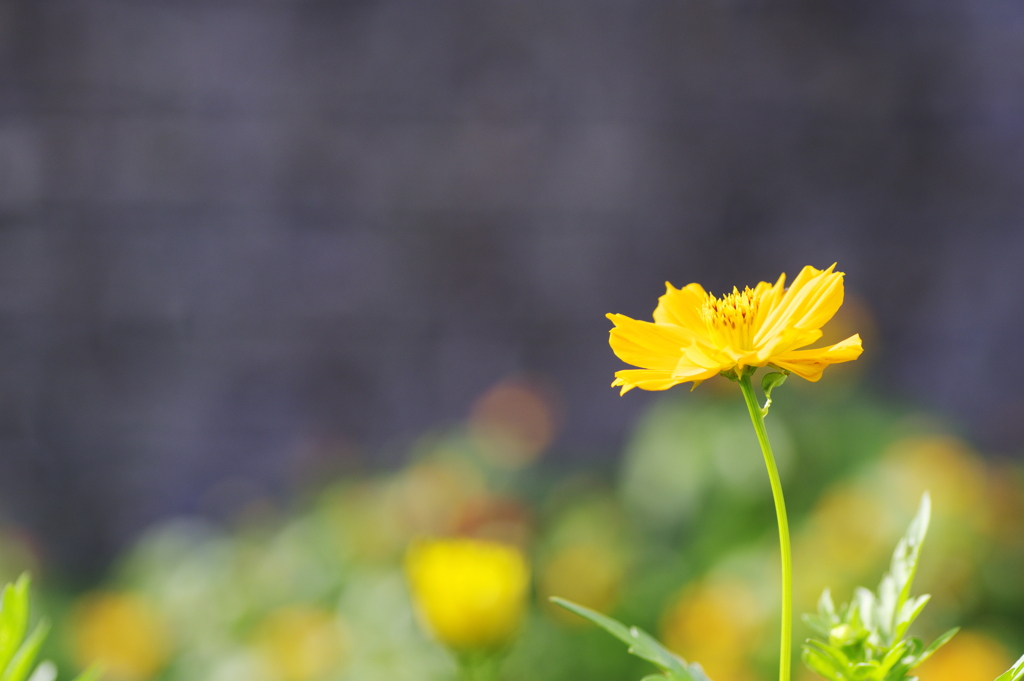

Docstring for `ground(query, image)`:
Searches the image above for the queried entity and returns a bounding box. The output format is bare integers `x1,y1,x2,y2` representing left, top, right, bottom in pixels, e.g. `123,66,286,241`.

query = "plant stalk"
739,373,792,681
457,652,500,681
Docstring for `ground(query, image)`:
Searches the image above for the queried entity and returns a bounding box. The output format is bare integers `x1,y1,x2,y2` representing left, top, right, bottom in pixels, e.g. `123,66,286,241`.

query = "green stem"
739,373,792,681
457,652,500,681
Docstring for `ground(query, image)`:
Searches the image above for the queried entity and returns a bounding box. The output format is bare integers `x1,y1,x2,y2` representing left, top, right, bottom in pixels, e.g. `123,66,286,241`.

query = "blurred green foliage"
549,597,711,681
0,575,98,681
802,494,958,680
0,381,1021,681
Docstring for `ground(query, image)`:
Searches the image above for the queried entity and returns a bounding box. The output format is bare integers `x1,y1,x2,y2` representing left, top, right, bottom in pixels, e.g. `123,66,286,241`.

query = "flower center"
700,286,760,349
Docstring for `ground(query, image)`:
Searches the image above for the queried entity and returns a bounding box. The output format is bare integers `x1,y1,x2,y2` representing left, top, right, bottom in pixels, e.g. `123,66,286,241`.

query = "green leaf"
0,574,95,681
994,653,1024,681
27,663,55,681
804,590,839,638
760,372,788,415
68,666,103,681
818,589,837,623
802,614,831,639
549,598,685,674
877,640,910,676
854,587,876,633
869,493,930,646
686,665,713,681
550,598,632,645
550,598,705,681
629,628,693,677
0,575,31,675
883,638,924,681
805,639,854,670
801,644,845,680
1,620,49,681
894,595,930,641
911,628,958,668
876,574,898,641
642,672,713,681
801,496,941,681
888,495,930,629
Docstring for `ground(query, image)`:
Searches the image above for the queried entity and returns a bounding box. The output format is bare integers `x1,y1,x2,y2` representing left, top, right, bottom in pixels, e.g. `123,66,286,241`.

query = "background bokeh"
34,387,1024,681
0,0,1023,596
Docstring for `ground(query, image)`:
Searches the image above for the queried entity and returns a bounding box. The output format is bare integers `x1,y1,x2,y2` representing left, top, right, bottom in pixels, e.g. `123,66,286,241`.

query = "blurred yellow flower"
915,630,1012,681
539,542,624,621
607,264,862,393
660,579,763,681
70,591,171,681
880,435,992,532
793,485,891,608
405,538,529,652
254,606,347,681
877,435,995,601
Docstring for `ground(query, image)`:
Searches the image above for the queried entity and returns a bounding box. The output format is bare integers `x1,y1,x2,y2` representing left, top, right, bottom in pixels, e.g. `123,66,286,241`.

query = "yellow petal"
754,265,844,345
788,270,845,331
757,328,823,362
771,334,863,382
611,366,718,395
679,341,730,373
752,273,787,329
607,313,698,370
653,282,708,332
611,369,681,394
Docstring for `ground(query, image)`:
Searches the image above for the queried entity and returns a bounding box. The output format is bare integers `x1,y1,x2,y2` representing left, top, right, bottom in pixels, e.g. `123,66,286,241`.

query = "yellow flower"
607,264,863,393
660,579,764,681
253,606,347,681
405,538,529,652
539,541,624,621
914,630,1012,681
69,592,171,681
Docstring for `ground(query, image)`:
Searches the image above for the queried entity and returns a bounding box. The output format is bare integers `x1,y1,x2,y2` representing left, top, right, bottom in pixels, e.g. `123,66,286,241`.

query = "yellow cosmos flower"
405,538,529,652
69,592,171,681
607,264,863,393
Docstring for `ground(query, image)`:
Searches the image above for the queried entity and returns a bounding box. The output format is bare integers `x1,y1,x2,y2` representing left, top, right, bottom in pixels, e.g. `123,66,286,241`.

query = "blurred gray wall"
1,0,1024,572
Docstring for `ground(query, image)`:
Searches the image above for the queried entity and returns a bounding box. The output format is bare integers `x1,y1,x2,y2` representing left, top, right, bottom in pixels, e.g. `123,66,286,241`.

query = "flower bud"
828,623,858,648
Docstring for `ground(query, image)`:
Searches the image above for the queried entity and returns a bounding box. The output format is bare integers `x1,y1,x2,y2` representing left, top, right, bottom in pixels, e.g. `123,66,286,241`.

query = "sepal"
760,371,788,415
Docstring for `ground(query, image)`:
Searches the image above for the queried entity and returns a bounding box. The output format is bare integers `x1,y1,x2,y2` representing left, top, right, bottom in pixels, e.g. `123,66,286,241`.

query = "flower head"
607,264,862,393
70,591,171,681
405,538,529,652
